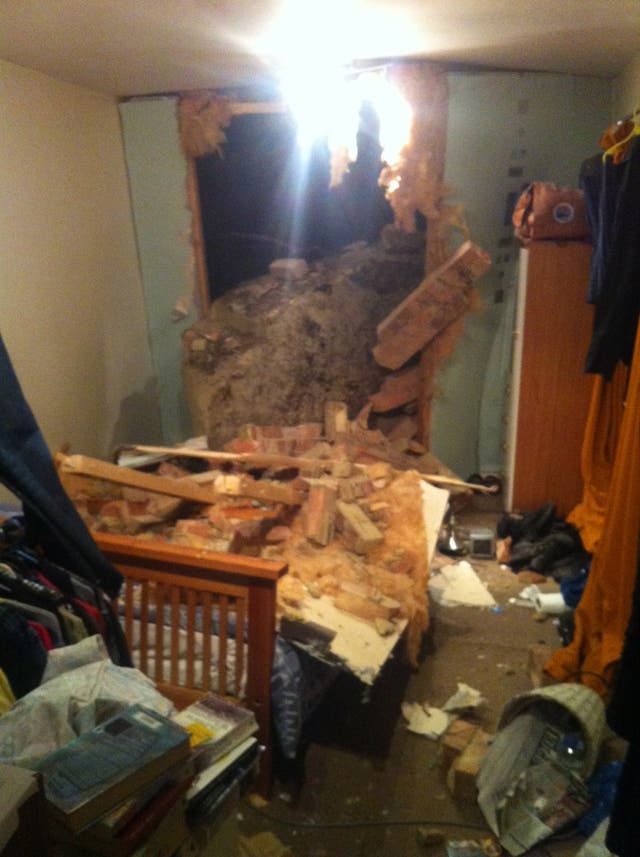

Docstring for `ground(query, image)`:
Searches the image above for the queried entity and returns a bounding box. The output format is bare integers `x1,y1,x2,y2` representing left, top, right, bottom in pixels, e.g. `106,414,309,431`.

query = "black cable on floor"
243,800,489,832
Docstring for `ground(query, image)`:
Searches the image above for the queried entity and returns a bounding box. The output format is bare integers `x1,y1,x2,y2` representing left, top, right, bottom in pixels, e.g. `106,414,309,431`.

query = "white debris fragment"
443,682,484,712
269,258,309,280
401,702,450,738
428,561,497,608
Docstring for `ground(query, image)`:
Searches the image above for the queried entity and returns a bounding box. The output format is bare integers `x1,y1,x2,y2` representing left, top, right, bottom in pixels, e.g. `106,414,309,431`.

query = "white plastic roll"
534,591,568,615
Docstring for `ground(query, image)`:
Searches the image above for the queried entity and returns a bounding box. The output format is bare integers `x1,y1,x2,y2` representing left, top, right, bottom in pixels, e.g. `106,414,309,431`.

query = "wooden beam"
186,157,210,316
60,453,306,507
59,454,220,505
124,444,337,474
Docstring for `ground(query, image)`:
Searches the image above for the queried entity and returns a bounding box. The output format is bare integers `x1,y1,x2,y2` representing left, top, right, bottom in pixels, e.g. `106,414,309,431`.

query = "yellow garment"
0,667,16,715
599,117,635,164
546,324,640,695
58,607,88,644
566,362,628,553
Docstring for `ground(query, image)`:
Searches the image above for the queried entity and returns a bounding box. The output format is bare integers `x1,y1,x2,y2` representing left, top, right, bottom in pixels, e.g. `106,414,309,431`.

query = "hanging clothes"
0,669,16,715
0,603,47,698
604,554,640,855
0,335,123,597
546,119,640,694
584,137,640,377
564,361,628,554
545,301,640,694
0,526,130,666
0,337,131,666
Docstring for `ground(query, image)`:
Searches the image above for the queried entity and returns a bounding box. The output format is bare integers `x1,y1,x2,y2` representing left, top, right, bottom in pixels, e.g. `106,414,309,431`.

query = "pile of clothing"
496,503,591,624
0,517,129,712
497,504,589,579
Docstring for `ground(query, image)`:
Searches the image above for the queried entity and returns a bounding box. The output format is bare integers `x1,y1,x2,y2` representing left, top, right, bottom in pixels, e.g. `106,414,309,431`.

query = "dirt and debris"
183,228,426,449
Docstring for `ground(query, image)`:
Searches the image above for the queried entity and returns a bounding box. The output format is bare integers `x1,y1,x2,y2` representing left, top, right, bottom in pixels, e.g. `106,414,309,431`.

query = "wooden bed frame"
92,531,287,797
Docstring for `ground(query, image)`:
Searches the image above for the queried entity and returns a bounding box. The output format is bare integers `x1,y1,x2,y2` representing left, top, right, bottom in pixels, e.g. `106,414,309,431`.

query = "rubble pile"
183,227,426,449
57,403,470,665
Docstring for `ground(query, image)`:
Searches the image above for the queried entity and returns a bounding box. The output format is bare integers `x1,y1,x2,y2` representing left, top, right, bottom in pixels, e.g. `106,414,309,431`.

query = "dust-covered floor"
238,500,621,857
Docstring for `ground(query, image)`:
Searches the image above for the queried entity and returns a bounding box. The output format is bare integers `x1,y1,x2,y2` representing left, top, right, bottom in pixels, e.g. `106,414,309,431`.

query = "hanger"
603,107,640,161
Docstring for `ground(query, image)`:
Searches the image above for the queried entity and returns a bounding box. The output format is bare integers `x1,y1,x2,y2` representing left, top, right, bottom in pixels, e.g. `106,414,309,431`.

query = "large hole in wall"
182,66,453,450
195,103,401,298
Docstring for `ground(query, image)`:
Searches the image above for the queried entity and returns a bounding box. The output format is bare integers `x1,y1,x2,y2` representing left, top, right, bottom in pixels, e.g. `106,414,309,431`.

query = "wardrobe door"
507,241,594,517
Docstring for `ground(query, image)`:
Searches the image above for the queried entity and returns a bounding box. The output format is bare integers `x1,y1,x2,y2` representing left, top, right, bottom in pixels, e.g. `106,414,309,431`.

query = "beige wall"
0,59,161,494
613,52,640,119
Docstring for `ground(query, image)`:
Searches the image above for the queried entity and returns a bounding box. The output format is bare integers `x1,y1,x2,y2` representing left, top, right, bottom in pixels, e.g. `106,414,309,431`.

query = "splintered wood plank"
59,453,219,504
124,444,338,474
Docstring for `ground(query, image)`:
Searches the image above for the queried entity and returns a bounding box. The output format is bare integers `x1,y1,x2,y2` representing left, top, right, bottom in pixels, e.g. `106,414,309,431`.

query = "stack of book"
36,695,260,856
172,694,260,825
37,704,193,856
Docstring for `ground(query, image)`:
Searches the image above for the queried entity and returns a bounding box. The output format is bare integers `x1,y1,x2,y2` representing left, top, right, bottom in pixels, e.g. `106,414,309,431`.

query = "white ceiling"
2,0,640,97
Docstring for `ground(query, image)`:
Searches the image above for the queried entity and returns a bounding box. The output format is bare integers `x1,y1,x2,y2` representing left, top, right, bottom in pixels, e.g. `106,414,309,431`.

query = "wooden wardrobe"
506,241,594,518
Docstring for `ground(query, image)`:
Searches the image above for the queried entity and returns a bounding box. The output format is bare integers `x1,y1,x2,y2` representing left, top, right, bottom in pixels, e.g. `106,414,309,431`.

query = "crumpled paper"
443,682,484,712
402,702,450,738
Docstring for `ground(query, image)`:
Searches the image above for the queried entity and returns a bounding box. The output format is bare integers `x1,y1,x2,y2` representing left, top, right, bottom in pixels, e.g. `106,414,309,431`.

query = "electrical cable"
243,800,587,848
243,799,488,832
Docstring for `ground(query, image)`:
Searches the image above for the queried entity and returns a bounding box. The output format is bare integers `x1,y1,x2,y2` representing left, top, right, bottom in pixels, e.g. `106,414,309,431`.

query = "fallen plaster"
428,560,497,608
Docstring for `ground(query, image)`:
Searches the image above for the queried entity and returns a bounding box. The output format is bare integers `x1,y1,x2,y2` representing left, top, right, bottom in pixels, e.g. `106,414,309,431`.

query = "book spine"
117,777,192,855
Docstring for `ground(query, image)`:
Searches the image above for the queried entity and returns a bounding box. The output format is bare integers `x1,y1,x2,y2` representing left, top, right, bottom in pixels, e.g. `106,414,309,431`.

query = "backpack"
512,182,590,244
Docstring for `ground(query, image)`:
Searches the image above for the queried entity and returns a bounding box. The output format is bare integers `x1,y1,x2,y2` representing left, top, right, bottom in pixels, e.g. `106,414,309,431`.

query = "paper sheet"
429,560,497,608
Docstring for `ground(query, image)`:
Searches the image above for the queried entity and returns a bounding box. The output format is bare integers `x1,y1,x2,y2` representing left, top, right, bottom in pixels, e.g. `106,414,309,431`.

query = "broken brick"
369,365,421,413
373,241,491,370
304,482,338,546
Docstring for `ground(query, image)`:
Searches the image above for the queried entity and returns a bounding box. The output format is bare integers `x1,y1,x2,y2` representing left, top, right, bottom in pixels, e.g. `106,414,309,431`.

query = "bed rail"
92,531,287,796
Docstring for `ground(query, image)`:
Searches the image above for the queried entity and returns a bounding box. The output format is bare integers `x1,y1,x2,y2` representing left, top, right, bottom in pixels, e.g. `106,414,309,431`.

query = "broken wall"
118,71,611,473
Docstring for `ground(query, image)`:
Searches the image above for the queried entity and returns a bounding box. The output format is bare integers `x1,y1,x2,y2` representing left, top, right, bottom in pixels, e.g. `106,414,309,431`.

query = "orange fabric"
599,118,635,164
546,325,640,696
566,362,628,553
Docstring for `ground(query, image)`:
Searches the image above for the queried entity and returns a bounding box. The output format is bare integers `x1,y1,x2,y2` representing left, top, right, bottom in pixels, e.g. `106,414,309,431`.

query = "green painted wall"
120,76,611,471
432,72,611,479
119,98,196,444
